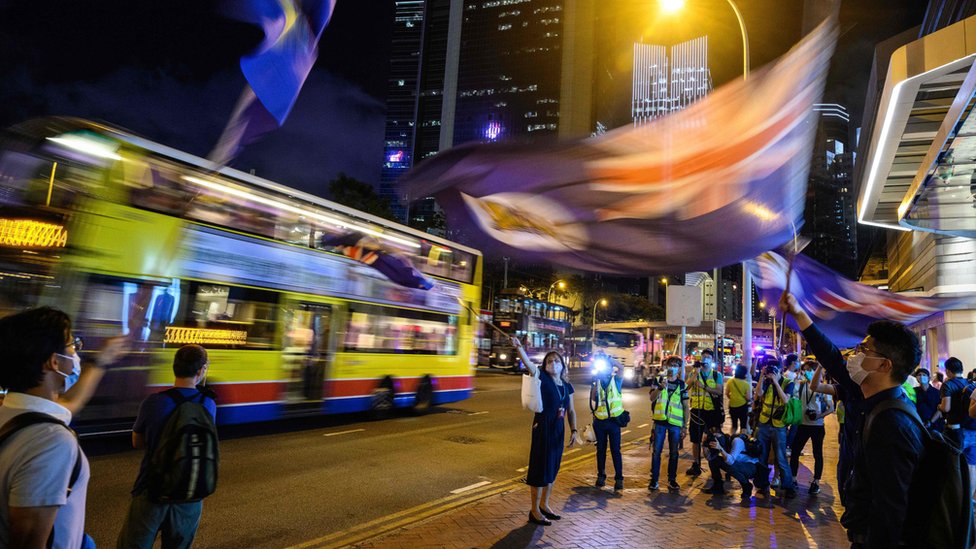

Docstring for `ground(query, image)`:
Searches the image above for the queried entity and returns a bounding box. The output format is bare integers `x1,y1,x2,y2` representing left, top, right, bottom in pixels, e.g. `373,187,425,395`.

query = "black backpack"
147,389,219,503
864,398,974,548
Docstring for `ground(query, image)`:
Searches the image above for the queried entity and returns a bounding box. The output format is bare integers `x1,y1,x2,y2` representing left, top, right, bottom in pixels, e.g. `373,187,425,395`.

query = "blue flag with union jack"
321,232,434,290
210,0,337,164
751,252,976,348
400,14,837,274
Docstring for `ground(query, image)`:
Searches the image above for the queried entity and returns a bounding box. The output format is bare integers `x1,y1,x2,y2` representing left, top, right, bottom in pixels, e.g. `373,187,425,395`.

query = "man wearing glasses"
0,307,125,549
779,293,924,548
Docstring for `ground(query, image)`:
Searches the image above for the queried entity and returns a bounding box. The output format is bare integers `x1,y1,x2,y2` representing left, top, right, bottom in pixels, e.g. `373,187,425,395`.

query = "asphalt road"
82,369,656,548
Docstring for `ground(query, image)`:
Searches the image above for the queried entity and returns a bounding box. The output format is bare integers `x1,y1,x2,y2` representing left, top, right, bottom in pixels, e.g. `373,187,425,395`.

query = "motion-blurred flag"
209,0,337,165
322,232,434,290
400,14,837,274
751,252,975,348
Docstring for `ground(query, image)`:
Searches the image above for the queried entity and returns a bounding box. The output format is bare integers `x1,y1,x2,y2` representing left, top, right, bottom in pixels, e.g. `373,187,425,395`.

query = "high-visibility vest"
759,379,789,428
690,371,720,411
901,379,917,403
836,400,845,425
593,378,624,420
653,384,685,427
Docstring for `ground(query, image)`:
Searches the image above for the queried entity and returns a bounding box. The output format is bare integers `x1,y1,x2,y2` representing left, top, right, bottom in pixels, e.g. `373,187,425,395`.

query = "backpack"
864,398,974,548
147,389,219,503
736,433,762,458
781,396,803,426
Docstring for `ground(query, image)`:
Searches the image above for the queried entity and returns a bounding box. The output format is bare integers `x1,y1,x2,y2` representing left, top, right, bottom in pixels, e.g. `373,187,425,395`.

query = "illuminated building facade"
632,36,711,124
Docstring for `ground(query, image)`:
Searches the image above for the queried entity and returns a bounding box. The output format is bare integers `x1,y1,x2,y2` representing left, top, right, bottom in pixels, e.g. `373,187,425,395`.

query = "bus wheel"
370,377,395,419
412,375,435,413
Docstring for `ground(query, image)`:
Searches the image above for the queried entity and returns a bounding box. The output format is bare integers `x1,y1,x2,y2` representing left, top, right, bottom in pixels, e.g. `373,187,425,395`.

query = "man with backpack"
941,357,976,500
704,428,767,500
117,345,218,549
781,292,973,548
685,349,723,477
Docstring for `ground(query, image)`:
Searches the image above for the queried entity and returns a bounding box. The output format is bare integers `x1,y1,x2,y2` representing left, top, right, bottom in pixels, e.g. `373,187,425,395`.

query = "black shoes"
685,464,702,477
702,484,726,495
648,481,660,491
809,480,821,495
595,474,606,487
539,508,561,520
667,480,680,491
613,479,624,492
528,512,552,526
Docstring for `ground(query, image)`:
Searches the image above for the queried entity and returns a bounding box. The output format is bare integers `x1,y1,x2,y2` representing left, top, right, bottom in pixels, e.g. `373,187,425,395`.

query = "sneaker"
685,464,702,477
809,480,821,495
595,475,606,488
770,477,780,489
613,480,624,492
740,481,754,497
756,485,770,497
783,487,798,499
648,481,659,491
667,480,680,491
703,485,726,495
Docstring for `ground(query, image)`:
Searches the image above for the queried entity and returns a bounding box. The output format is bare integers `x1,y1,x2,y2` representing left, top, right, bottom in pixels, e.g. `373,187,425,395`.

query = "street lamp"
658,0,749,80
590,298,608,346
547,280,566,303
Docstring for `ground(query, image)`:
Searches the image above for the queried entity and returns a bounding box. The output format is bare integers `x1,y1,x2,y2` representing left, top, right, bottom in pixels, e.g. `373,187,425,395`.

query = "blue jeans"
708,456,767,490
594,418,623,480
757,423,793,491
651,423,681,484
117,492,203,549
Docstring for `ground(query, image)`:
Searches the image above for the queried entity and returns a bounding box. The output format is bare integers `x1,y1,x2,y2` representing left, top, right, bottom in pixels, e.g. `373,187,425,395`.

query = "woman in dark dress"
513,338,581,526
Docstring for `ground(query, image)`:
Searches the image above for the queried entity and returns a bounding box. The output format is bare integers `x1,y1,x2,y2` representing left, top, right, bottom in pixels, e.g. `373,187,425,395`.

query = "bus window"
171,283,279,350
344,303,457,355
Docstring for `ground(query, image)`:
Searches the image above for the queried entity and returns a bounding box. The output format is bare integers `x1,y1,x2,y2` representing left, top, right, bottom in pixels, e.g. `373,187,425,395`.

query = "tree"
328,172,396,221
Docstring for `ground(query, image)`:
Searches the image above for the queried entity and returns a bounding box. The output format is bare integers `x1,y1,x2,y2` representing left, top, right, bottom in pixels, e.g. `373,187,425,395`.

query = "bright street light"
547,280,566,303
590,298,609,346
660,0,686,14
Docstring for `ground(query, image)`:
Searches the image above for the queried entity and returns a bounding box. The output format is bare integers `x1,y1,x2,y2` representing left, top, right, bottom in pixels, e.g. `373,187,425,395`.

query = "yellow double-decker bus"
0,118,482,432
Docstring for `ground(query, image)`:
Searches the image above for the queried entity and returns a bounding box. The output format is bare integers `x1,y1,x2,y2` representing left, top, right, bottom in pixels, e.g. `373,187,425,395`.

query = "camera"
652,374,667,390
806,410,819,421
763,364,780,376
704,431,729,461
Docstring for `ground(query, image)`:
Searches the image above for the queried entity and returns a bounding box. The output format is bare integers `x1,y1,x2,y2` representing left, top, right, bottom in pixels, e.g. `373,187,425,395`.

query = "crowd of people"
0,307,218,549
513,290,976,548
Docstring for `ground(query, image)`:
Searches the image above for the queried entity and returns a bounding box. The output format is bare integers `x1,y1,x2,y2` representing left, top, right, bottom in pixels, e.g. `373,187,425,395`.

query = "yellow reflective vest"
759,379,790,428
653,384,685,427
690,370,721,411
594,378,624,420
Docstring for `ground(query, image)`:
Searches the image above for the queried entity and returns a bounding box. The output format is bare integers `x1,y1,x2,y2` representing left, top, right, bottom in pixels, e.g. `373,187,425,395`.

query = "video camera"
590,351,613,380
704,430,730,461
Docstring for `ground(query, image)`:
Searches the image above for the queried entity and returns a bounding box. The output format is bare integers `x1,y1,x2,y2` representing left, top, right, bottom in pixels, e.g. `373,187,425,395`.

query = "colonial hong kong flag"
209,0,337,165
399,12,837,274
750,251,976,348
321,232,434,291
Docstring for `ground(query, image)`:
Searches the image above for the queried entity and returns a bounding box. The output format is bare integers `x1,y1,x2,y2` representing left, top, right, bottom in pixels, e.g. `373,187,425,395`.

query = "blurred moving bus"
0,118,482,432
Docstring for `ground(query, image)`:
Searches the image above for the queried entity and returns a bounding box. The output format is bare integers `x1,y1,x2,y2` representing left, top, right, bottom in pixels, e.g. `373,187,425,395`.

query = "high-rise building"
804,103,857,278
632,36,711,124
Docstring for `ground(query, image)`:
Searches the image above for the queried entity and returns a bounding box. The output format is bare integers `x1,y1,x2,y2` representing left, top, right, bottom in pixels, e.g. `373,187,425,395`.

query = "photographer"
686,349,724,477
754,356,797,498
589,356,625,491
648,357,690,491
704,429,767,499
789,361,834,495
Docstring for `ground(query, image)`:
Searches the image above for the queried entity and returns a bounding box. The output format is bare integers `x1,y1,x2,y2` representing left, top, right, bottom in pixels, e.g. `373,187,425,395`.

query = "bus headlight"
499,353,508,361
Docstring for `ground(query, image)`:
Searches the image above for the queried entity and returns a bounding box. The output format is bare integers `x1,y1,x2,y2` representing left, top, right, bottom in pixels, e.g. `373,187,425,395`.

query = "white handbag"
581,424,597,444
521,371,543,413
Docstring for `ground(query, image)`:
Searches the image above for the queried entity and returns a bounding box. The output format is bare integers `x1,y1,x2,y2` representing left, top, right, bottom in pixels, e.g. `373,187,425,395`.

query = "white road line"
470,411,490,415
565,448,580,455
517,466,527,472
323,429,366,437
621,430,631,435
450,481,491,494
637,423,649,429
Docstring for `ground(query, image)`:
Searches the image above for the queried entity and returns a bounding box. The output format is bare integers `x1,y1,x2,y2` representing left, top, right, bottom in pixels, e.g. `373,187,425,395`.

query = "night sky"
0,0,925,199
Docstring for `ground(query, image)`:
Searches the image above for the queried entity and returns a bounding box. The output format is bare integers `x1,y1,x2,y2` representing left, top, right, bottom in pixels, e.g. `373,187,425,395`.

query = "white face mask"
846,353,873,386
53,352,81,393
784,370,797,381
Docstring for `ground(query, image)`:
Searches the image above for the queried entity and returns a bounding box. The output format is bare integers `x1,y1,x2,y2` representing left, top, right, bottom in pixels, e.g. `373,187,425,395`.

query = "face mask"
804,371,814,381
920,376,929,385
784,370,797,381
846,353,873,386
53,352,81,393
702,359,713,370
668,366,679,378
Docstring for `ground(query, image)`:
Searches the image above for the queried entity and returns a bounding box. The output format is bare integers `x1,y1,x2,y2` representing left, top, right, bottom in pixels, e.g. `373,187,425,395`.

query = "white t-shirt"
0,393,90,549
799,383,831,427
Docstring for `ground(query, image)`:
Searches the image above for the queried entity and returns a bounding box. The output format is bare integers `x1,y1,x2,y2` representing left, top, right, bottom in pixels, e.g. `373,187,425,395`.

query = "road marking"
469,411,490,415
637,423,649,428
322,429,365,437
517,466,527,472
565,448,580,455
450,481,491,494
621,430,631,435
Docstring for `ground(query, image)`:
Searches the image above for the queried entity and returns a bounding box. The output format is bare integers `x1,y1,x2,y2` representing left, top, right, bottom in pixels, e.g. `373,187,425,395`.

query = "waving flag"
210,0,337,165
400,14,837,274
322,233,434,290
751,252,976,348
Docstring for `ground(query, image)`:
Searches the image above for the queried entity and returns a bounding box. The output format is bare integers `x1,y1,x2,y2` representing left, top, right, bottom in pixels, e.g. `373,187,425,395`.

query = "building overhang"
857,14,976,236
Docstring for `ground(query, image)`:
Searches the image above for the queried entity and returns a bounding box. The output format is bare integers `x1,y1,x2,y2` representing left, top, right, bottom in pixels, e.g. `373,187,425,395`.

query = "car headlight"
499,353,508,361
623,369,634,379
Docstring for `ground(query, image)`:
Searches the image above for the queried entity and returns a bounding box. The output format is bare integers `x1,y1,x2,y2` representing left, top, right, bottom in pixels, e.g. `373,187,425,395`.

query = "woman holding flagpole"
512,337,582,526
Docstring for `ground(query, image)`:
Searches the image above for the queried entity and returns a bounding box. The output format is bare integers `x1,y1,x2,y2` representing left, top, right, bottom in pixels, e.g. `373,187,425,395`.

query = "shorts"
690,408,722,442
958,428,976,466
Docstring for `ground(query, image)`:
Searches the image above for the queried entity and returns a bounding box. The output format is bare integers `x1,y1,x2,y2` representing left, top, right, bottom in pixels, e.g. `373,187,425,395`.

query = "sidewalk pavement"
352,419,848,549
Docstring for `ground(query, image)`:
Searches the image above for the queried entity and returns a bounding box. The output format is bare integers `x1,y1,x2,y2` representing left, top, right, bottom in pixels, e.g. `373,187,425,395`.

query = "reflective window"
344,304,457,355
